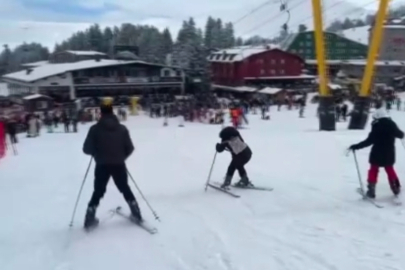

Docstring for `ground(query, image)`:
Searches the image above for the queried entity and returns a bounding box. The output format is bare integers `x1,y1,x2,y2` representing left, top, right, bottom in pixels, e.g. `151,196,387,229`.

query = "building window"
271,59,276,64
280,70,285,74
280,59,285,64
257,59,263,64
36,100,48,110
299,42,304,46
306,41,312,46
299,49,304,53
307,34,312,39
260,69,265,75
270,69,275,74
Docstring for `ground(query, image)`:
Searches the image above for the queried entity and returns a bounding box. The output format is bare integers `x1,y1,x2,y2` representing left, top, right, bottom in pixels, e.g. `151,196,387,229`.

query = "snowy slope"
2,105,405,270
341,25,370,45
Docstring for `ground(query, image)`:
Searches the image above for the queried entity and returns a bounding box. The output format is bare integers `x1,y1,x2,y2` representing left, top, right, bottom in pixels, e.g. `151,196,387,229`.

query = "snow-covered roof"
0,82,9,96
245,75,316,80
328,83,342,90
258,87,283,95
212,84,257,92
340,24,405,46
23,94,51,100
64,50,106,56
348,60,405,66
2,59,148,83
384,25,405,29
21,60,50,67
340,25,370,45
306,59,405,66
208,45,279,62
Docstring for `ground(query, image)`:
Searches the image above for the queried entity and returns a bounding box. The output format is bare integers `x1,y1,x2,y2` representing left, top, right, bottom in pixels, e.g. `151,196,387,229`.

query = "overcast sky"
0,0,396,50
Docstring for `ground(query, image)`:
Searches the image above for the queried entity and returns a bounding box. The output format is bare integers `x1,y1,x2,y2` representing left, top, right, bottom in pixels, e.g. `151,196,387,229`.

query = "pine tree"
235,37,243,46
162,28,173,56
215,19,225,48
298,24,307,33
223,22,235,48
103,27,114,55
87,24,104,51
204,17,216,49
0,45,11,75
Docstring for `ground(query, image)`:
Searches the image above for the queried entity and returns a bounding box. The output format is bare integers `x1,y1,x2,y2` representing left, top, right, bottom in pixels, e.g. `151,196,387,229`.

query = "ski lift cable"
240,0,306,37
243,0,382,42
233,0,281,25
270,0,386,43
235,0,382,62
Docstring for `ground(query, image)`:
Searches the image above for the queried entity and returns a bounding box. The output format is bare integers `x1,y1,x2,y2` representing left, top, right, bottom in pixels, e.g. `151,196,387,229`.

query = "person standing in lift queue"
82,104,142,229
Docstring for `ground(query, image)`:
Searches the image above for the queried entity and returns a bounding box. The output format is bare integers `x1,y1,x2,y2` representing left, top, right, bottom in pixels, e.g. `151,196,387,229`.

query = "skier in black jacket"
82,104,142,229
349,109,404,198
216,126,253,188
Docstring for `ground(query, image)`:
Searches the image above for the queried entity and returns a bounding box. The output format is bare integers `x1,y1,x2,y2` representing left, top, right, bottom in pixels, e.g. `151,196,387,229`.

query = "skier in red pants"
349,109,404,198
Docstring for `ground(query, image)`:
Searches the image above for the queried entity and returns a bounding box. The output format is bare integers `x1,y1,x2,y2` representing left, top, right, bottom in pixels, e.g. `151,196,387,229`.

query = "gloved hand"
348,144,358,151
216,143,225,152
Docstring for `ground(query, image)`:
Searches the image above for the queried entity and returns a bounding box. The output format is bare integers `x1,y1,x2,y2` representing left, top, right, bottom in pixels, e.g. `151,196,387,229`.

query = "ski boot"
220,175,232,189
235,175,253,188
365,183,376,199
128,200,143,223
84,206,99,230
390,179,401,196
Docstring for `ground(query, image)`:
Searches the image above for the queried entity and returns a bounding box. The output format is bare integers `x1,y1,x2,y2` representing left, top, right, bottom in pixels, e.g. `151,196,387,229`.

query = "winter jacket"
83,114,134,164
6,121,17,135
351,116,404,167
216,126,249,156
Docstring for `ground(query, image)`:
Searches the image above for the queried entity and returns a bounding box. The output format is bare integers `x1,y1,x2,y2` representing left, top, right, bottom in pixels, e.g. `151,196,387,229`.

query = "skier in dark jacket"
82,104,142,229
6,118,18,144
349,109,404,198
216,126,253,188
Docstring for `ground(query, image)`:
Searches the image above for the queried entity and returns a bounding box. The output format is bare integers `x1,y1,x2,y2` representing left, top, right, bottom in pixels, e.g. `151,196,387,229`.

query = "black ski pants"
8,133,17,144
88,163,136,208
226,147,252,178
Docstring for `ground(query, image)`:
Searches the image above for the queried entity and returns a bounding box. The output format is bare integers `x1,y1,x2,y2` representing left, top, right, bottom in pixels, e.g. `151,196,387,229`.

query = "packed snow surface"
2,104,405,270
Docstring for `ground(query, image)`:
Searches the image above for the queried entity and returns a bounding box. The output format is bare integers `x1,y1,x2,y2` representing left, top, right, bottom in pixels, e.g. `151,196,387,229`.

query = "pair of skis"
85,206,157,234
207,182,273,198
356,188,402,208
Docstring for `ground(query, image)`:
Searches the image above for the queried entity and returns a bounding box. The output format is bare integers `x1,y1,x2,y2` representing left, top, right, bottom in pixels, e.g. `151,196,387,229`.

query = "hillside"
340,25,370,45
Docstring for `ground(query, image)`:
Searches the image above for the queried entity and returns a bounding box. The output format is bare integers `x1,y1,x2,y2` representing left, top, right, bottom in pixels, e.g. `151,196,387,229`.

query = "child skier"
216,126,253,188
349,108,404,198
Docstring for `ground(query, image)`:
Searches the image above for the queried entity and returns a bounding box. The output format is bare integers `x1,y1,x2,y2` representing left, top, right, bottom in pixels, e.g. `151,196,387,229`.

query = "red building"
208,45,314,89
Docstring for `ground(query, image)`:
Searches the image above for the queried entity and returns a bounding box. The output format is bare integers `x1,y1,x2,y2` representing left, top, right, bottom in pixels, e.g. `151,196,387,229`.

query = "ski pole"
204,151,217,191
352,151,365,197
127,169,160,222
69,157,93,227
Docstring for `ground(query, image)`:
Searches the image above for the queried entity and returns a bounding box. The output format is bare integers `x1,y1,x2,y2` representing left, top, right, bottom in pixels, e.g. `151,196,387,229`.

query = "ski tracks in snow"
166,203,240,270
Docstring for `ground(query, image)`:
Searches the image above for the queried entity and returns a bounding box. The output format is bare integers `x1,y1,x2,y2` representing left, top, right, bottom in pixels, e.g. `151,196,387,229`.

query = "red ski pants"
232,117,238,128
367,165,399,184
